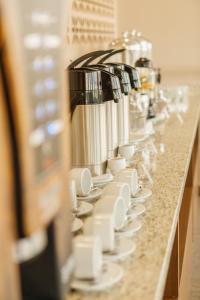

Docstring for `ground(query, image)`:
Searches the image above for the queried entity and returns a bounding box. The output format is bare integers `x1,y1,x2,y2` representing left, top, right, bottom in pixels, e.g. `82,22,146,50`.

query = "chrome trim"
117,94,130,146
71,103,107,176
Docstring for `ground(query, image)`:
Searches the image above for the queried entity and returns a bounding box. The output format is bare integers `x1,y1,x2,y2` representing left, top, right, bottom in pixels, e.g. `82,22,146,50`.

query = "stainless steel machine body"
71,101,107,175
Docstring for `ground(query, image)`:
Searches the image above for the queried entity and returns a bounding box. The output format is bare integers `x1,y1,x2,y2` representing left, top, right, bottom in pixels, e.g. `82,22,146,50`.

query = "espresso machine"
0,73,21,300
1,0,73,299
68,50,123,174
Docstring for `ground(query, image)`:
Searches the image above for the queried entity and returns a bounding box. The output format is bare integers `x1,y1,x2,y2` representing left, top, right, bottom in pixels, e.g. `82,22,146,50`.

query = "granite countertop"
68,92,200,300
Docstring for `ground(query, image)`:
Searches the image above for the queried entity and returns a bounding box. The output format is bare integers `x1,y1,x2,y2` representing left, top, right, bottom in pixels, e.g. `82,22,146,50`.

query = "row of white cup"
69,166,145,289
69,167,140,228
107,139,157,182
107,144,135,175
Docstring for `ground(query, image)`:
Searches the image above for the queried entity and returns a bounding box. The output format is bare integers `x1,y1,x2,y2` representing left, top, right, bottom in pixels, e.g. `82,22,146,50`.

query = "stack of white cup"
70,161,143,289
73,235,103,280
69,168,93,233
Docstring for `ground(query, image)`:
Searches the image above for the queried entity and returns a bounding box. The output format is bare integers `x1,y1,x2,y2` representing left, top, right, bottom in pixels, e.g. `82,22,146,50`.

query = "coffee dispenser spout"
68,49,112,69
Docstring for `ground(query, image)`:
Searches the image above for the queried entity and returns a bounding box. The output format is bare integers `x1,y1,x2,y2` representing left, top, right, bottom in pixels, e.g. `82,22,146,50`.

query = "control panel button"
46,120,64,136
46,100,57,116
32,56,55,72
34,81,44,97
43,35,60,48
24,33,42,49
35,104,46,121
32,57,43,72
44,78,57,91
29,128,45,147
43,56,55,72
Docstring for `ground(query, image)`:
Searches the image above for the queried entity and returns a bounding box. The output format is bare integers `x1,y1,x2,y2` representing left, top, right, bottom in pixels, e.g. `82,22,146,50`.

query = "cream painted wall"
117,0,200,84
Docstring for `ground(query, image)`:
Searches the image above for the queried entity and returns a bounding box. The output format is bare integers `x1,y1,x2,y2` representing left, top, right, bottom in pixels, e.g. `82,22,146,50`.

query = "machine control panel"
2,0,69,235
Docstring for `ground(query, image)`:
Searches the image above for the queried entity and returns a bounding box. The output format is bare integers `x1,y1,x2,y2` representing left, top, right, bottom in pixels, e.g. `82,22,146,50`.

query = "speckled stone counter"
68,94,200,300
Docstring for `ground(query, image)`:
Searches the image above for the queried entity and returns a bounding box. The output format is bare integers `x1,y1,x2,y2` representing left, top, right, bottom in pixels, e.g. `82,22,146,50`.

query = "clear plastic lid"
135,31,152,60
109,30,153,65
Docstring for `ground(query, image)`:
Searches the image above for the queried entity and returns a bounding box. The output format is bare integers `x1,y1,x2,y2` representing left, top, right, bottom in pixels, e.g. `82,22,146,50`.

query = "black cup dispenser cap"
68,49,112,70
111,67,131,95
69,67,103,115
81,48,141,95
77,66,122,103
82,63,121,102
81,49,130,95
100,69,121,102
68,50,122,113
80,50,122,99
68,50,111,113
83,63,115,75
98,48,141,91
69,67,102,93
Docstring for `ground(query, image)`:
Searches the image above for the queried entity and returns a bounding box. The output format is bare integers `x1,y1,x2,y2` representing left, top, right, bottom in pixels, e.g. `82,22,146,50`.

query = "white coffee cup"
102,181,131,211
118,144,135,161
70,168,92,196
69,180,77,211
73,235,102,280
95,195,126,230
107,157,126,175
84,214,115,252
115,168,139,197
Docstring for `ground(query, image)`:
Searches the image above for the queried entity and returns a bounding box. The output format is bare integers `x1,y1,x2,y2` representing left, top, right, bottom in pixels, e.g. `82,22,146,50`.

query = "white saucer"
71,218,83,233
92,173,113,187
116,219,142,238
77,188,102,203
103,237,136,262
75,201,93,218
127,203,146,220
132,188,152,203
71,262,123,292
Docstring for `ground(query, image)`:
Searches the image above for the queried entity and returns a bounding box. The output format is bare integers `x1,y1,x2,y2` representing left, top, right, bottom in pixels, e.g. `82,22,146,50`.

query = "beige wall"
117,0,200,84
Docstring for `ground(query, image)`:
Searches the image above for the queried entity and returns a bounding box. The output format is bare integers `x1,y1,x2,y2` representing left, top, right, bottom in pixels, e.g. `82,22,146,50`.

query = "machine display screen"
17,0,64,177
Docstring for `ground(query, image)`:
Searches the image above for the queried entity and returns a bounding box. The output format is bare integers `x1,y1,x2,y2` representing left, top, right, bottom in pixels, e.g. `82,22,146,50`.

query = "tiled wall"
66,0,117,65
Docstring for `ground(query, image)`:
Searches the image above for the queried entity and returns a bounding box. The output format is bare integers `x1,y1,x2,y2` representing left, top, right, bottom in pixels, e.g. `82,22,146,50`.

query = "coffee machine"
0,73,21,300
1,0,73,298
68,50,122,174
